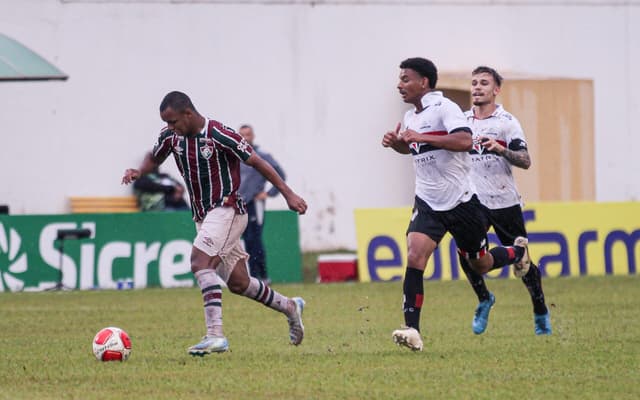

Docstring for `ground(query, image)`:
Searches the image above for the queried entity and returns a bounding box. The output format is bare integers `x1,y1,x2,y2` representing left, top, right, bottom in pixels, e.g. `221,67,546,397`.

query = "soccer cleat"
472,292,496,335
513,236,531,278
187,335,229,356
288,297,305,345
392,326,423,351
534,312,552,335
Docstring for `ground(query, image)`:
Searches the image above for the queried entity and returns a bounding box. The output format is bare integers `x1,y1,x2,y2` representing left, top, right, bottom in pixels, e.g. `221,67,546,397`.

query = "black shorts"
485,204,527,245
407,195,489,259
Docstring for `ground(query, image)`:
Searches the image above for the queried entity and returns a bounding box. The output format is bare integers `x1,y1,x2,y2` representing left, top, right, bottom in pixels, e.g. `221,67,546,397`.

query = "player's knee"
468,257,491,274
406,251,427,269
190,248,220,273
227,278,248,294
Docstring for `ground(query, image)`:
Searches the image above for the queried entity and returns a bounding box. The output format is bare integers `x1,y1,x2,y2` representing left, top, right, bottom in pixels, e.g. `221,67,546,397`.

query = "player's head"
238,124,255,145
398,58,438,105
471,66,503,107
159,91,201,136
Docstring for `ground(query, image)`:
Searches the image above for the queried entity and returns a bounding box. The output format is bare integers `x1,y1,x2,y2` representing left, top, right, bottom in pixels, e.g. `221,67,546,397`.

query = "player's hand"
173,185,185,200
479,136,505,153
399,129,421,144
382,123,402,147
121,169,140,185
285,193,307,215
255,192,268,201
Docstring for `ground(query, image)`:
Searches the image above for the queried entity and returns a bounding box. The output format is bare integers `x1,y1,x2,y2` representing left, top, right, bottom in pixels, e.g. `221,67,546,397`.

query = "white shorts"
194,207,248,282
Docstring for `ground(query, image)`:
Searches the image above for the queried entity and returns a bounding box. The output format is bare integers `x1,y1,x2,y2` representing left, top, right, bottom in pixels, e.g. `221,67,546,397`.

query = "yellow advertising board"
354,202,640,282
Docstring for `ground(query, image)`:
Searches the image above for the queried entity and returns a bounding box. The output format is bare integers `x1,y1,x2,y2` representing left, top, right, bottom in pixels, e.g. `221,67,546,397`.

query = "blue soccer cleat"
472,292,496,335
534,312,552,335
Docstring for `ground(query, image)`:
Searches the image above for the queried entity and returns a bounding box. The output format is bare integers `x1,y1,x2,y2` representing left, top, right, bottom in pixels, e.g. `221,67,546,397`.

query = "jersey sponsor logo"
172,136,184,156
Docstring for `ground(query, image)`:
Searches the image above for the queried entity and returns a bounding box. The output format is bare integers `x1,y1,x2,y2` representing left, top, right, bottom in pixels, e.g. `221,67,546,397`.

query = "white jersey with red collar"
465,104,527,209
403,91,475,211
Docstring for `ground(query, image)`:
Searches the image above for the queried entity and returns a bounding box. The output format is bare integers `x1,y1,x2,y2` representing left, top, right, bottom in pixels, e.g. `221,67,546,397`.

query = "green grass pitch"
0,276,638,399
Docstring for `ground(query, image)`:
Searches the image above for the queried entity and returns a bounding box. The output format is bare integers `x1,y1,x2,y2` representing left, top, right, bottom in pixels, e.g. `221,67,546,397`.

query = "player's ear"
494,85,501,96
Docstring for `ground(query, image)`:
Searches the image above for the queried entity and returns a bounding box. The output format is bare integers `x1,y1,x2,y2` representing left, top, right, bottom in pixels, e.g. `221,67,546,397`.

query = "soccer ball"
92,327,132,361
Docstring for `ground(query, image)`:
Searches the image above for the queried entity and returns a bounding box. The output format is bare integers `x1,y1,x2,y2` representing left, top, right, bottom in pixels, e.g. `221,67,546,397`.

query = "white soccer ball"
92,326,132,361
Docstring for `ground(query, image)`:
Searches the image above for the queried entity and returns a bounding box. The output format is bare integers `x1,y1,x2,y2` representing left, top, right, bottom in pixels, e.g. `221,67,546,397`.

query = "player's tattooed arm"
499,148,531,169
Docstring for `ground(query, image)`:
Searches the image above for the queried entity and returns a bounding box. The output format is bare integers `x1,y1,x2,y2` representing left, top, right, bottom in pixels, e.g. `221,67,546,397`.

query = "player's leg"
188,249,228,355
460,253,492,304
242,201,264,280
392,197,444,351
252,199,269,283
491,207,551,335
187,207,242,355
461,249,495,334
443,197,496,334
225,244,305,345
463,197,528,275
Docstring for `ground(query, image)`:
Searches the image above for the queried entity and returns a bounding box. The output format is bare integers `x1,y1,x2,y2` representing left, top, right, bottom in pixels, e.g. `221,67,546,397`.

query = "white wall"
1,0,638,250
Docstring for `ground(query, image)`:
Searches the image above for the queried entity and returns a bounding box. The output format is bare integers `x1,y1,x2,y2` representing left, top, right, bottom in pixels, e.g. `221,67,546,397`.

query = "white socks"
194,269,224,337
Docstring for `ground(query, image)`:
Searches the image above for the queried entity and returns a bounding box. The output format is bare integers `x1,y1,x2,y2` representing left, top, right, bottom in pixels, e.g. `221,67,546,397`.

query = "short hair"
239,124,253,131
400,57,438,89
159,91,196,113
472,66,503,87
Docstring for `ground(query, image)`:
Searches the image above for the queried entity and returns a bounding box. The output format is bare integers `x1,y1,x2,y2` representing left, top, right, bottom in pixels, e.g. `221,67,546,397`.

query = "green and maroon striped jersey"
151,119,253,222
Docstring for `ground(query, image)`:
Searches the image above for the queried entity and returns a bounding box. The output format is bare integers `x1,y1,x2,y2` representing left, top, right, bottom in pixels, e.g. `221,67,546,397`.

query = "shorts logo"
202,236,215,248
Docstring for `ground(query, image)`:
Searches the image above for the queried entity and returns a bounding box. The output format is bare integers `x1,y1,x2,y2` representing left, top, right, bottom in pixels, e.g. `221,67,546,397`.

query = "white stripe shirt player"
465,104,526,210
403,91,476,211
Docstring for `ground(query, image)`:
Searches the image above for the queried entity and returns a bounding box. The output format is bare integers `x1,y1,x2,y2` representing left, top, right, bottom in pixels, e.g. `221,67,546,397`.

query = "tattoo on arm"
500,149,531,169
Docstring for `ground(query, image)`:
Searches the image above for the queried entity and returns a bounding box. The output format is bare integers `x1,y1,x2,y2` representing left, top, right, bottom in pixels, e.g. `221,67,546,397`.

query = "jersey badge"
200,143,213,159
472,137,485,154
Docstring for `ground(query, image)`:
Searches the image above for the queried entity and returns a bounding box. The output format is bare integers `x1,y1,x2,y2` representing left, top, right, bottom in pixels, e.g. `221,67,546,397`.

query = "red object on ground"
318,254,358,283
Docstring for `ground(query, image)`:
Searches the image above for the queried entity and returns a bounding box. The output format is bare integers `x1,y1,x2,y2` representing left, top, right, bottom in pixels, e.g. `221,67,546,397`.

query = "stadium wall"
0,0,638,251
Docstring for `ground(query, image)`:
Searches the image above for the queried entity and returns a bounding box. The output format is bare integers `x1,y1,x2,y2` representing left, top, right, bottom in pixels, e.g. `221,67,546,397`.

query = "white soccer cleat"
187,335,229,356
392,326,423,351
288,297,305,345
513,236,531,278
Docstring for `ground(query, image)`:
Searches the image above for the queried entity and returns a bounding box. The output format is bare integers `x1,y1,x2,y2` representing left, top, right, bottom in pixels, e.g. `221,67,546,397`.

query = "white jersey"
403,91,475,211
465,104,527,209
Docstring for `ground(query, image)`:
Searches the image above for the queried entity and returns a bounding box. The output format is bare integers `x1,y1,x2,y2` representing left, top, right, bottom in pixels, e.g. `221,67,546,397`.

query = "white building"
1,0,638,250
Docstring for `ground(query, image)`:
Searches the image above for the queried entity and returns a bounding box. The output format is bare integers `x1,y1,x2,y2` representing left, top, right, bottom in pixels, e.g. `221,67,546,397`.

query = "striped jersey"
151,118,253,222
465,105,527,209
402,91,475,211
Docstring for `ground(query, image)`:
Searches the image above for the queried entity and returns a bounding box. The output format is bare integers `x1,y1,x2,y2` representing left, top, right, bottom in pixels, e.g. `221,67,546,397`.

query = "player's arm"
480,137,531,169
123,129,174,185
245,152,307,214
401,128,472,152
382,123,411,154
122,153,161,184
499,147,531,169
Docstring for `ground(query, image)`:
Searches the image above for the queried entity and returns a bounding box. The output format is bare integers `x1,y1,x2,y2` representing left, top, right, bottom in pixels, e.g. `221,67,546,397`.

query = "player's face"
160,107,194,136
471,72,500,106
398,68,429,105
239,127,255,144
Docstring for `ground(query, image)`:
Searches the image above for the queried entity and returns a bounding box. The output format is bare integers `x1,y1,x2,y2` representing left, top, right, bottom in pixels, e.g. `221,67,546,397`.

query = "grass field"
1,275,638,400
